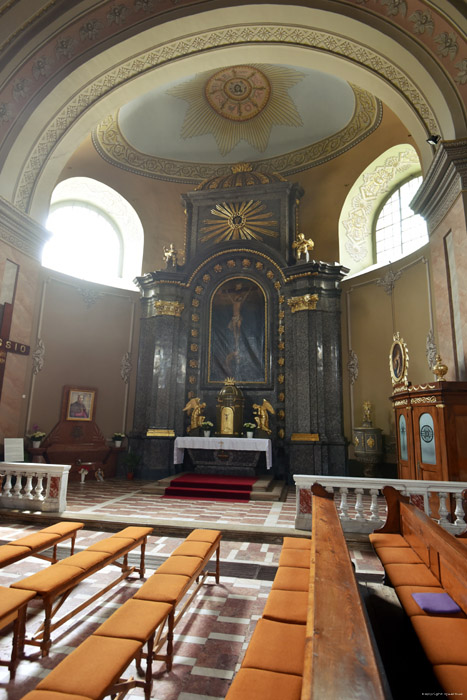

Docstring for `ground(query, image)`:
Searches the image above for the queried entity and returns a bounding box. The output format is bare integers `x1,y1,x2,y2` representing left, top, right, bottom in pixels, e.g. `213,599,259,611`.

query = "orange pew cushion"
10,533,59,550
40,523,84,537
262,590,309,625
241,619,306,676
37,636,142,698
271,566,309,592
375,547,423,565
225,668,302,700
411,617,467,666
384,563,440,588
21,691,93,700
134,573,190,605
87,537,135,555
395,585,465,618
369,533,409,549
278,549,310,569
433,664,467,696
282,537,311,550
171,541,214,558
11,565,85,595
186,529,221,544
109,526,153,541
0,545,31,567
93,598,171,642
55,551,110,571
155,555,203,578
0,586,35,625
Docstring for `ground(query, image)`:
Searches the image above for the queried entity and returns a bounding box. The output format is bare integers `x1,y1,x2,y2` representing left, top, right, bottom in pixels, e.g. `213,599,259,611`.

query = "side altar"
130,164,348,481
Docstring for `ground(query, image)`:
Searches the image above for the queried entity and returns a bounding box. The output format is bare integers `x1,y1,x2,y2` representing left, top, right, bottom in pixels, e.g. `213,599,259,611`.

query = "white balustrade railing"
294,475,467,535
0,462,71,512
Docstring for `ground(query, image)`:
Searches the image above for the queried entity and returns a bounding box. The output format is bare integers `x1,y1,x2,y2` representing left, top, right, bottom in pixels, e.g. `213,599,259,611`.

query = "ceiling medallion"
200,201,278,244
168,64,303,156
205,66,271,122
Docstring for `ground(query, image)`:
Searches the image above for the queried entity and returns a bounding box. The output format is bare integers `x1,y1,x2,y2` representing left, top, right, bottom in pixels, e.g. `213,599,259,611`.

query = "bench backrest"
302,485,387,700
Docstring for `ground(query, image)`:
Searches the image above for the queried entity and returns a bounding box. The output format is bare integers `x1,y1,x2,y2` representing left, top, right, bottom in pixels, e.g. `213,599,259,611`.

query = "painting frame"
64,386,96,422
389,333,409,386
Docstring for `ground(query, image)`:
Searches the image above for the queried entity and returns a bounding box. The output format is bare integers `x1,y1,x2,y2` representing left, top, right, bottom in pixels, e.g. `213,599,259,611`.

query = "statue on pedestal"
292,232,314,262
253,399,275,436
183,397,206,435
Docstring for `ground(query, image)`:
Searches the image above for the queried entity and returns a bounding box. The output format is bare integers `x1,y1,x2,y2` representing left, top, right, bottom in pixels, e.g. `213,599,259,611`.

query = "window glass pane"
375,177,428,264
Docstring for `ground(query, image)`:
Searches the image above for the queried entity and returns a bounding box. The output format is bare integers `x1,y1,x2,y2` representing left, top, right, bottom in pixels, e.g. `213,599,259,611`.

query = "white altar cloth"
173,436,272,470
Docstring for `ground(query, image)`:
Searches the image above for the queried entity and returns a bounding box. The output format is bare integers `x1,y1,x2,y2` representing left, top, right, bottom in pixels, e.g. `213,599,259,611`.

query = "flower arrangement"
201,421,213,429
28,424,46,441
112,432,125,441
243,422,256,430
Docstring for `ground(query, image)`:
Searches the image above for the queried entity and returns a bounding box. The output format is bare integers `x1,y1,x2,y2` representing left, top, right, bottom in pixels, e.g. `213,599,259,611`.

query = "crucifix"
0,260,30,400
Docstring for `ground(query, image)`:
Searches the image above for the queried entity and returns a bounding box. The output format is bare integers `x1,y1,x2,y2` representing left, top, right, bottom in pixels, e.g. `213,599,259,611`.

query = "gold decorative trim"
287,294,319,313
411,396,437,404
146,428,175,437
291,433,319,441
154,300,184,317
393,399,408,407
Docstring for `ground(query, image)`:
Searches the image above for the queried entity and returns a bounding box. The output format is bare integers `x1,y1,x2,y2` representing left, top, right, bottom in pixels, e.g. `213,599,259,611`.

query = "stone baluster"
33,473,45,500
338,487,350,521
369,489,381,520
423,492,432,517
23,473,34,499
437,492,450,527
12,472,23,498
3,472,13,497
454,494,465,528
354,488,365,520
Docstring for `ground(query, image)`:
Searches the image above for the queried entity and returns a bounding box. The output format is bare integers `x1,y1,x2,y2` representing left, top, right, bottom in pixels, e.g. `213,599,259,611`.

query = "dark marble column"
284,261,348,476
131,272,188,477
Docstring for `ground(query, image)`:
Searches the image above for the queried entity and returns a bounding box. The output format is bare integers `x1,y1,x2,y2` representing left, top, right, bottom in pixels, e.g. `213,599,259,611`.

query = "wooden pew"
370,485,467,697
10,525,153,657
225,484,387,700
0,522,84,568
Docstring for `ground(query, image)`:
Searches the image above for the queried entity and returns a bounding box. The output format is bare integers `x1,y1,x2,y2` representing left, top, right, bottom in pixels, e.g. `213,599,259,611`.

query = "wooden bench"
225,484,387,700
0,586,36,679
370,485,467,697
10,525,153,657
19,527,222,700
0,521,84,568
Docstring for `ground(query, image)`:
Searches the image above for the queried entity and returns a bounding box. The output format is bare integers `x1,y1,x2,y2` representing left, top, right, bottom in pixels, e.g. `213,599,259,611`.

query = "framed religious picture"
389,333,409,386
65,387,95,421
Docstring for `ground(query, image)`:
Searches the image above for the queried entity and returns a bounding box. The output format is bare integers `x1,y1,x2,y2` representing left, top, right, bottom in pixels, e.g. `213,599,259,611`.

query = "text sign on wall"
0,338,30,355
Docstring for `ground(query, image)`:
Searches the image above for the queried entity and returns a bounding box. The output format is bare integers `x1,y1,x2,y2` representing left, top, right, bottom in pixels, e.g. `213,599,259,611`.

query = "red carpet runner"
163,473,257,502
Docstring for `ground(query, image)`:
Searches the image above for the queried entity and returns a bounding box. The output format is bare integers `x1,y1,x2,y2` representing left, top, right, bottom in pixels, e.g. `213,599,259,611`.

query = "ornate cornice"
410,138,467,232
0,195,49,258
12,22,440,212
91,85,381,184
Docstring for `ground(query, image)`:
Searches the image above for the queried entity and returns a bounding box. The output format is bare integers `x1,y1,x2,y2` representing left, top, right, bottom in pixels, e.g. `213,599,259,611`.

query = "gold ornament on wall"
433,354,448,381
200,200,279,244
389,332,409,386
190,343,198,352
154,300,184,317
287,294,319,313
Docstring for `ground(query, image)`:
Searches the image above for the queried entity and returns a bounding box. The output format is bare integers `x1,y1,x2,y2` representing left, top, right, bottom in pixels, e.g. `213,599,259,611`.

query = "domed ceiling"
92,64,382,185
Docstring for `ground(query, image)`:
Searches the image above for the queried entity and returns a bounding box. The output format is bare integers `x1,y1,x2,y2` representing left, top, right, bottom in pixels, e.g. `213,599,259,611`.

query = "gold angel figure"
183,397,206,432
253,399,275,434
292,232,314,262
162,243,178,268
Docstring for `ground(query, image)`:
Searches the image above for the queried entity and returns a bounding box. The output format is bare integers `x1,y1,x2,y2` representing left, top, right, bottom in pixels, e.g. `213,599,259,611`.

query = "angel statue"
183,397,206,433
292,232,314,262
253,399,275,434
162,243,178,269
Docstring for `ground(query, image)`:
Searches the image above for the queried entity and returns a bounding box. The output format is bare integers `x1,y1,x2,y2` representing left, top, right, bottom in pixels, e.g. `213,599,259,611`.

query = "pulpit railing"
294,474,467,535
0,462,71,512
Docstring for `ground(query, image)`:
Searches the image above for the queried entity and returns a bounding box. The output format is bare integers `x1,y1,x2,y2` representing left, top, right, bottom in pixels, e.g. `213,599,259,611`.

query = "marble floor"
0,479,384,700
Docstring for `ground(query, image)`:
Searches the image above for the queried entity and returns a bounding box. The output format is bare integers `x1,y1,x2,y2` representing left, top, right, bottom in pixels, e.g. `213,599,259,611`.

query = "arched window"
374,176,428,264
43,177,143,289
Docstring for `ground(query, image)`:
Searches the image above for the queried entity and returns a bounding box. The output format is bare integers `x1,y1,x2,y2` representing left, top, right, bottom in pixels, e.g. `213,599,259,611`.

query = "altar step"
142,472,287,502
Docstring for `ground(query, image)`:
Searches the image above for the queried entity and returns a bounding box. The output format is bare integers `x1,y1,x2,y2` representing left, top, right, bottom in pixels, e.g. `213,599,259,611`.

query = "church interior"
0,0,466,698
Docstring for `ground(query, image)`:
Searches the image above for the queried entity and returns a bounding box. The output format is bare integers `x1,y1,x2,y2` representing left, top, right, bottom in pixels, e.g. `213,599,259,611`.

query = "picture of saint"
392,343,403,380
66,390,94,421
208,278,267,383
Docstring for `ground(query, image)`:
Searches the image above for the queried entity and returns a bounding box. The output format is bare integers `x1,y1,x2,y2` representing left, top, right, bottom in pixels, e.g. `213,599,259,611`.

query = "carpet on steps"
163,473,257,502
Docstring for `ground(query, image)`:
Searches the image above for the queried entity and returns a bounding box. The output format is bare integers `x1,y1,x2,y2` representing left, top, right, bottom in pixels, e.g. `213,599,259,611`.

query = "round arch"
0,4,464,221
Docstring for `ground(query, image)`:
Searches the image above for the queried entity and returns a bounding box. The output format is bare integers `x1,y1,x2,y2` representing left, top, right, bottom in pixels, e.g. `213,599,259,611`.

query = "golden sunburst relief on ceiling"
168,64,304,156
200,200,279,244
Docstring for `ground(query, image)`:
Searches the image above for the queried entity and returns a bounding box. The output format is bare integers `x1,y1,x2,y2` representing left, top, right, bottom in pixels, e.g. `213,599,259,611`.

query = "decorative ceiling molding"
91,84,381,184
13,22,439,211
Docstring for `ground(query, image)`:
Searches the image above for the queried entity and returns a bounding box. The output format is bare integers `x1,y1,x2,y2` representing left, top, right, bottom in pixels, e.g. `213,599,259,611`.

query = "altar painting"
208,278,267,383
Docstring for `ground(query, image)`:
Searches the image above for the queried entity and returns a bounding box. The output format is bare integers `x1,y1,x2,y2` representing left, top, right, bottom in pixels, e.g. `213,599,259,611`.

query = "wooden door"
412,405,445,481
395,406,415,479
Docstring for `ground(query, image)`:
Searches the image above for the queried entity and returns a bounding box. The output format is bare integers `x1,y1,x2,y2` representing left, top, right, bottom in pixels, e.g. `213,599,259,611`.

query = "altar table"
174,436,272,470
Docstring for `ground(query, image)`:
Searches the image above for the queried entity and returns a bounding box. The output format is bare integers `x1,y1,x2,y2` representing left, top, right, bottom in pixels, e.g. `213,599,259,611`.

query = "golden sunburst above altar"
168,64,304,156
200,200,279,243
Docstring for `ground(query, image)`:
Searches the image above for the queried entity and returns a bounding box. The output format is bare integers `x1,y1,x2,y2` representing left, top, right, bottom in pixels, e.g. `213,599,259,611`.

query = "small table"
174,436,272,473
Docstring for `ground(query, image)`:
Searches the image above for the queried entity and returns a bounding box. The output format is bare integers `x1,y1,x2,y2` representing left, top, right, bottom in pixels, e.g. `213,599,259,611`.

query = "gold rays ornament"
168,64,304,156
200,200,279,243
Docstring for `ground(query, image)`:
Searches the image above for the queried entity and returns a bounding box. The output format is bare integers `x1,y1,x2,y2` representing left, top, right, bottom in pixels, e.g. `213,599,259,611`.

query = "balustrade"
0,463,71,512
294,475,467,535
